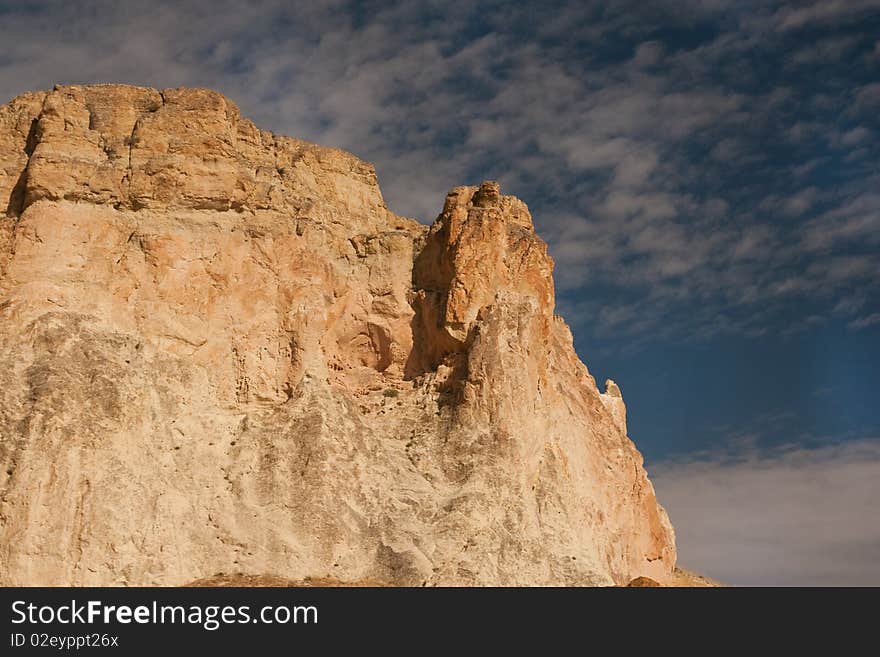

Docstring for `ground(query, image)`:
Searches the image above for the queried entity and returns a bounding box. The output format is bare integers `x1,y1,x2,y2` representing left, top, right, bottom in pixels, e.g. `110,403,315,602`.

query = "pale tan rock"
0,84,675,586
601,378,628,435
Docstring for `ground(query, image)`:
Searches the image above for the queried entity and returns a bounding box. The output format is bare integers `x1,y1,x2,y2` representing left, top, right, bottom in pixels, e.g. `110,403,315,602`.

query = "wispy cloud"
651,439,880,585
772,0,880,32
850,313,880,330
0,0,877,347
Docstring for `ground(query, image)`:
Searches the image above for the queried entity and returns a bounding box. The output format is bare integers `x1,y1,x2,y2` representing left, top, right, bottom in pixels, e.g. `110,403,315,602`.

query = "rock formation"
0,84,675,586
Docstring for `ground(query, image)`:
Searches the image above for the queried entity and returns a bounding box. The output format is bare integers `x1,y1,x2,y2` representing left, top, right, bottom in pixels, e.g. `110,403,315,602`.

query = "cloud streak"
0,0,877,348
651,439,880,586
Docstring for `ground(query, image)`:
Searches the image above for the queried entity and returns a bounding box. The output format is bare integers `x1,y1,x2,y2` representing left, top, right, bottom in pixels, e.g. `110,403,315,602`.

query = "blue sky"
1,0,878,584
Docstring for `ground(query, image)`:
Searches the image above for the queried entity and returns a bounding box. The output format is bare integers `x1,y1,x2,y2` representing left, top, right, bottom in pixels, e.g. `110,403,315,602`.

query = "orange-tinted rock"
627,576,663,587
0,85,675,586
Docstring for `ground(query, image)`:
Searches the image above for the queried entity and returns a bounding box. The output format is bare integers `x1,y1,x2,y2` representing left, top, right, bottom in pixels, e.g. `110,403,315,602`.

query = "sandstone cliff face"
0,84,675,586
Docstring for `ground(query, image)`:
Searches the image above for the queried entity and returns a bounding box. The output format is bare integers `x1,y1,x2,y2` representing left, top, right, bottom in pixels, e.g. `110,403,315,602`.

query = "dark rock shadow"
5,118,39,217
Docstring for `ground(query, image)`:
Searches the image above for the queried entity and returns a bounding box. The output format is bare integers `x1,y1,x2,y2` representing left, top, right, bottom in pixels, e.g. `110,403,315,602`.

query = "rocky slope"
0,84,675,586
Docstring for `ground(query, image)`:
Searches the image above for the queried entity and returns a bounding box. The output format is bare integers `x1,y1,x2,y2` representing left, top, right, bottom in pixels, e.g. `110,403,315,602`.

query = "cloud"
631,40,665,68
788,34,863,66
801,192,880,252
833,294,867,315
0,0,877,347
849,313,880,330
772,0,880,32
763,186,819,217
651,440,880,585
840,126,872,146
854,82,880,113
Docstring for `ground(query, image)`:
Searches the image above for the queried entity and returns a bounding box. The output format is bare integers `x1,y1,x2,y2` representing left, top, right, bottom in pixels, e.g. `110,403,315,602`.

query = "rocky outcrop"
600,379,627,435
0,84,675,586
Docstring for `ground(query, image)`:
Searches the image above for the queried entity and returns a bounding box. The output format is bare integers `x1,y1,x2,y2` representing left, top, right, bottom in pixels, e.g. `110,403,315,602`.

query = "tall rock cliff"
0,84,675,586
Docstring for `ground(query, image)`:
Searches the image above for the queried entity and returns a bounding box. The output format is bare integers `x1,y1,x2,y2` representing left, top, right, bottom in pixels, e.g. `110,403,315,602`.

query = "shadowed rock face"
0,84,675,586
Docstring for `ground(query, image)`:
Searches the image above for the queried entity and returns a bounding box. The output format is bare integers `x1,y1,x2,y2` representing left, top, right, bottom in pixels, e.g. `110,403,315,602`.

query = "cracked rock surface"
0,84,675,586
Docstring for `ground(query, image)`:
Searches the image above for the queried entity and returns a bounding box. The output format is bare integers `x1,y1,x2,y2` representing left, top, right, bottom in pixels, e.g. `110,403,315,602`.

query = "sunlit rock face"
0,84,675,586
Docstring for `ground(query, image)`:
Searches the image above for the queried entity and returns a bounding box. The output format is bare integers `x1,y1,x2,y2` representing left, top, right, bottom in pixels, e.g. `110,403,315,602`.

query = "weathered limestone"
0,84,675,586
